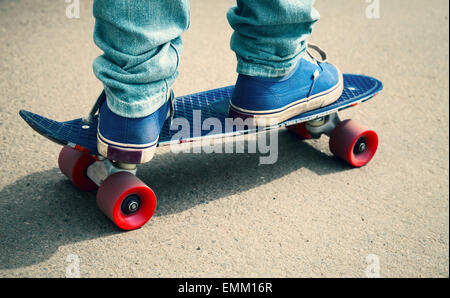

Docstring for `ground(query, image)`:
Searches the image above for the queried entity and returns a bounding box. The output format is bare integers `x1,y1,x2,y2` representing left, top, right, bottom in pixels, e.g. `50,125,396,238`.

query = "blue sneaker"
229,45,344,127
97,93,172,164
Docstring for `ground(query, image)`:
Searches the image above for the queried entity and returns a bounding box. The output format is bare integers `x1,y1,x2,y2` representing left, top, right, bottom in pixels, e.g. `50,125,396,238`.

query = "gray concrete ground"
0,0,448,278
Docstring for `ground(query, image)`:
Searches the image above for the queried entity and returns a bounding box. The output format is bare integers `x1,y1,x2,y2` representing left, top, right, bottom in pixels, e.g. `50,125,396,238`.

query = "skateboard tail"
19,110,100,154
19,110,68,146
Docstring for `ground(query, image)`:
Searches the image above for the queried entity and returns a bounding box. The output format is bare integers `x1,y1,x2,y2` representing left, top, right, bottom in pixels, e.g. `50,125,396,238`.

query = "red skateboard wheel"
96,171,157,231
58,146,98,191
329,120,378,167
287,122,313,139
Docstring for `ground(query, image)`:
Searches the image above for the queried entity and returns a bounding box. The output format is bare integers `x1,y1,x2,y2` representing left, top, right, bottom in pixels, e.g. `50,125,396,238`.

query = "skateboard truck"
58,145,157,231
304,113,341,138
86,158,137,187
289,111,379,168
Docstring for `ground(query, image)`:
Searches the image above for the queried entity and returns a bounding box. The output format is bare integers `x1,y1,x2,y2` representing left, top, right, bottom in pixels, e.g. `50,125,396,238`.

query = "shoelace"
82,91,106,125
305,43,328,98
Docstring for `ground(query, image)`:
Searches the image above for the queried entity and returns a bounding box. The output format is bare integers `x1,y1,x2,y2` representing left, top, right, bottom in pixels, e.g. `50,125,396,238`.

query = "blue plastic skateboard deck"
19,74,383,156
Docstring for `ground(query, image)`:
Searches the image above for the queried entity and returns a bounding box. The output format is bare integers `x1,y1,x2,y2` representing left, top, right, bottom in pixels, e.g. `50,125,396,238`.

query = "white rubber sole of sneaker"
230,70,344,127
97,133,158,164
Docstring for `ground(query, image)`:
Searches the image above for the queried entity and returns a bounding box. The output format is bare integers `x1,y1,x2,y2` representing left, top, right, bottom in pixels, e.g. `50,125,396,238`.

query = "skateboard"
19,73,383,230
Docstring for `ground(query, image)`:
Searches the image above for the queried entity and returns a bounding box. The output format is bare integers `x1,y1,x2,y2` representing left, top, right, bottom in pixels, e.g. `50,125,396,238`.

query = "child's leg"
93,0,190,118
227,0,320,78
92,0,190,164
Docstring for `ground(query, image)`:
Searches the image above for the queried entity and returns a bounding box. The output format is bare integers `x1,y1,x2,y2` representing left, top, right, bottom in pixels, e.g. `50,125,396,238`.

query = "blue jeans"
93,0,319,118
